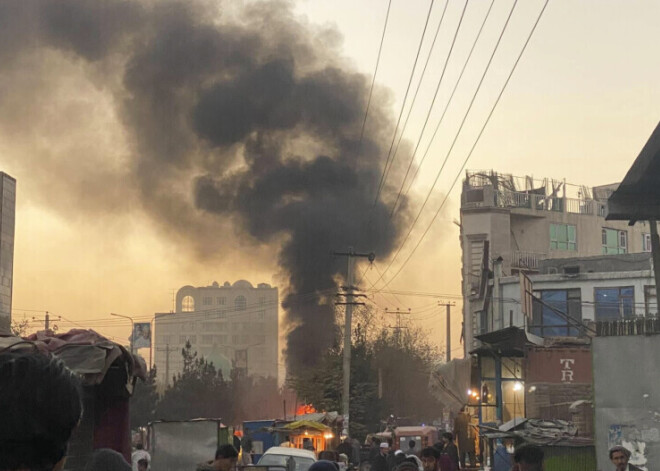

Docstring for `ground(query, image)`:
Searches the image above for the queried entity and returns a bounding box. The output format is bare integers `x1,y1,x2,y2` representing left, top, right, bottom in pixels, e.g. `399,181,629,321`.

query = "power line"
389,0,470,217
354,0,393,169
373,0,437,208
372,0,520,289
378,0,550,289
401,0,497,202
375,0,450,208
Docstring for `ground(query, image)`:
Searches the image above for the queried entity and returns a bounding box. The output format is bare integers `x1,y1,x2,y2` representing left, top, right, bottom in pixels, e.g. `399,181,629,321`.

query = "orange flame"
296,404,317,415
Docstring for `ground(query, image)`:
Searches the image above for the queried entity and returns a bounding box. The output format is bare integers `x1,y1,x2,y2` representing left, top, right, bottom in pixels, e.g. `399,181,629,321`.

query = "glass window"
531,289,582,337
182,295,195,312
202,335,213,344
502,380,525,423
259,296,266,305
550,224,577,251
481,356,496,379
219,310,226,319
235,296,247,311
203,296,212,306
217,297,226,305
501,358,523,379
602,228,627,254
643,233,652,252
595,287,635,320
179,335,186,343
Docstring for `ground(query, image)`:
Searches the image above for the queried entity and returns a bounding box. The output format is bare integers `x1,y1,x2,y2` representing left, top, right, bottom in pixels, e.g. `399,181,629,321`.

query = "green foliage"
288,313,443,441
154,341,232,421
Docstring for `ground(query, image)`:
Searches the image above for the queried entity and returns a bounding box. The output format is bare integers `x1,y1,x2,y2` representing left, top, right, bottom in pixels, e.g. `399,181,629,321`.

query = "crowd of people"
0,349,645,471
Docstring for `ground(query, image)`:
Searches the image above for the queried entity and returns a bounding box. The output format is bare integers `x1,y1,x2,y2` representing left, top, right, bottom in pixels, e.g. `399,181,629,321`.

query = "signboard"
132,323,151,349
525,347,592,384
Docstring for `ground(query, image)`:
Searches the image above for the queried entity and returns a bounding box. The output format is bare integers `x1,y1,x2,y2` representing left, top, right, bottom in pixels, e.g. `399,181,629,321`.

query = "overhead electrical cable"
369,0,521,289
389,0,470,217
377,0,551,290
372,0,438,208
400,0,496,203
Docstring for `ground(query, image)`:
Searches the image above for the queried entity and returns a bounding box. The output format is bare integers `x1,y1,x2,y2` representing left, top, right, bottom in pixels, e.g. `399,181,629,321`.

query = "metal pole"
45,312,50,330
650,220,660,309
446,303,451,363
342,248,355,436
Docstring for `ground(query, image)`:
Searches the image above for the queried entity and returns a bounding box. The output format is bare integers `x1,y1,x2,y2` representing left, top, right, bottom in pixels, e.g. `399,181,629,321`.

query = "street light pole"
111,313,135,355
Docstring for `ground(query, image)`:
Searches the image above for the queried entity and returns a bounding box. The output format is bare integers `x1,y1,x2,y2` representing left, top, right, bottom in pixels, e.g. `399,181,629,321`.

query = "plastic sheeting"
151,420,222,471
428,358,472,412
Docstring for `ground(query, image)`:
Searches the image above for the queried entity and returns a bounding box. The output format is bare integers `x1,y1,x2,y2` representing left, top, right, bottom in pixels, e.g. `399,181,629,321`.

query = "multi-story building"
0,172,16,334
153,280,278,386
459,170,652,353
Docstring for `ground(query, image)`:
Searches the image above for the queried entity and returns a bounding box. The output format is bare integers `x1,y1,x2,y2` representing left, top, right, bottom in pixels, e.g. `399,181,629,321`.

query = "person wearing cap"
372,442,390,471
609,446,642,471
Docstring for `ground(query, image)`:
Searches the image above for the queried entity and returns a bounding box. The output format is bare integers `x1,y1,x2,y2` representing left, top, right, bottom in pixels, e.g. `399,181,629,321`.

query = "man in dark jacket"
439,433,459,471
453,406,475,469
372,442,390,471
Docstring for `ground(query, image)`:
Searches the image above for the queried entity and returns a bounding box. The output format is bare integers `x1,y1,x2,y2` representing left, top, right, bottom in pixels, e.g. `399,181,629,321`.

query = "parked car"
256,446,317,471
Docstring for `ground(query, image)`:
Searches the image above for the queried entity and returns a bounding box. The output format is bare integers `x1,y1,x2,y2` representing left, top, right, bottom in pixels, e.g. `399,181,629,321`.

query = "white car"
257,447,317,471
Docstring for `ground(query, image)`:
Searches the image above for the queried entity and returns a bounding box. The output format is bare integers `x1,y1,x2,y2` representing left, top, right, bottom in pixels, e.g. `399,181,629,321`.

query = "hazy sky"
4,0,659,364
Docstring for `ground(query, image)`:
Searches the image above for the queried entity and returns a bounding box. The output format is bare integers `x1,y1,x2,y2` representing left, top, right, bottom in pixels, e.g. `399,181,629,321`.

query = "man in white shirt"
132,443,151,471
609,446,643,471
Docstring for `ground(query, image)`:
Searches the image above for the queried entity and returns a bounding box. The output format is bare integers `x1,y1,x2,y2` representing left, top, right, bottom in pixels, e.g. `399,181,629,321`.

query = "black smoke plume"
0,0,411,371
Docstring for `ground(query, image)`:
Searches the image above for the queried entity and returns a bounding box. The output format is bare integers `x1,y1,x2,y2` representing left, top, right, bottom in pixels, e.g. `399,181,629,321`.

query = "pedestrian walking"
453,406,475,469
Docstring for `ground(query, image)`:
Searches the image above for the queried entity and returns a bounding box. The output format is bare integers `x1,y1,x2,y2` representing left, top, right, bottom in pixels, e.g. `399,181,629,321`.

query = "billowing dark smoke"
0,0,411,371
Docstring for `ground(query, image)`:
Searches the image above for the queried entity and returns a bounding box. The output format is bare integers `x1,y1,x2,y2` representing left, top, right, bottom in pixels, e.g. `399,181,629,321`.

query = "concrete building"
154,280,278,386
460,170,652,353
472,253,655,425
0,172,16,334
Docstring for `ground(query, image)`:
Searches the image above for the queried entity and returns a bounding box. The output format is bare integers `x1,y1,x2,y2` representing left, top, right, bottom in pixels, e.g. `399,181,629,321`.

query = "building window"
550,224,576,251
182,295,195,312
531,289,582,337
257,310,265,320
595,287,635,320
202,335,213,344
217,297,226,305
203,296,212,306
235,296,247,311
179,335,187,344
259,296,266,305
241,335,249,344
189,335,197,344
645,286,657,317
219,310,226,319
232,335,239,345
219,322,227,331
643,233,652,252
602,228,627,254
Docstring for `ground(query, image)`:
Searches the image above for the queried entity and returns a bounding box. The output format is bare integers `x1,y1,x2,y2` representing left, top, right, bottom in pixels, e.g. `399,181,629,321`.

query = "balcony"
494,191,608,217
511,250,546,270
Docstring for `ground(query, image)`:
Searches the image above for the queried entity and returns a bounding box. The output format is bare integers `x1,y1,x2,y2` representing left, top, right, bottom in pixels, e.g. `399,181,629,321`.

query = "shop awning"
472,326,543,356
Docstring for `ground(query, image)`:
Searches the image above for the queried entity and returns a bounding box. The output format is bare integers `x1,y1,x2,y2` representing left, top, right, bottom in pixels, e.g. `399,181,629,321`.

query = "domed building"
153,280,278,385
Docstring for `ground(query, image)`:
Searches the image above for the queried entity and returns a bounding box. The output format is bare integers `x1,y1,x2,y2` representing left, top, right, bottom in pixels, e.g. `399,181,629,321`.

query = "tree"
130,366,159,429
155,341,233,421
10,319,30,337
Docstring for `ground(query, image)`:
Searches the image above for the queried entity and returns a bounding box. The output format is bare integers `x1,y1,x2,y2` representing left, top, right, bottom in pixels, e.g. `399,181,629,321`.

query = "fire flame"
296,404,317,415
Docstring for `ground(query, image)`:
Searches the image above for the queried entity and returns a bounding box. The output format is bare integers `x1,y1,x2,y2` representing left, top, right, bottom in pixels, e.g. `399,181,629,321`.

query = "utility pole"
438,301,456,362
32,312,60,332
384,307,411,345
334,247,374,438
